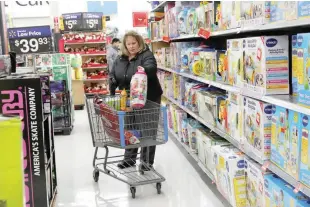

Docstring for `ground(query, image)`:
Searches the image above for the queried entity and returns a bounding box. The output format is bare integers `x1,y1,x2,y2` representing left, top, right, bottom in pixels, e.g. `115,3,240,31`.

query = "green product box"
52,53,71,66
52,65,72,91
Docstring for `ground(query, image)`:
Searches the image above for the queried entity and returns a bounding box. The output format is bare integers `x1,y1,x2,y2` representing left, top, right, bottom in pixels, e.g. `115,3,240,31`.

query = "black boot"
117,160,136,169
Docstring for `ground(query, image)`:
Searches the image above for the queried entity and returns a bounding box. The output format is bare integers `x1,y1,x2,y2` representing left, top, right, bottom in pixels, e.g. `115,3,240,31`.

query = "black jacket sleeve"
109,60,118,95
141,50,157,78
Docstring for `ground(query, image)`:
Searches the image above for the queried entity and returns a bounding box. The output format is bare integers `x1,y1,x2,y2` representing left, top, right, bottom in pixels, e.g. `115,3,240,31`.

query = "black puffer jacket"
109,46,163,102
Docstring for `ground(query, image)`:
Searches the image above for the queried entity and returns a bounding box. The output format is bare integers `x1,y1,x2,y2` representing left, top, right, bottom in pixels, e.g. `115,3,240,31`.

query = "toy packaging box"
173,73,180,100
243,97,274,160
216,93,228,133
297,33,310,107
244,157,271,207
242,36,289,97
227,38,243,87
241,1,270,27
271,106,300,179
298,1,310,19
186,7,198,35
176,109,187,140
292,35,298,96
227,92,243,144
187,119,202,153
0,117,24,207
270,1,297,23
264,174,310,207
200,49,217,81
212,145,246,207
221,1,241,30
299,113,310,188
216,50,228,84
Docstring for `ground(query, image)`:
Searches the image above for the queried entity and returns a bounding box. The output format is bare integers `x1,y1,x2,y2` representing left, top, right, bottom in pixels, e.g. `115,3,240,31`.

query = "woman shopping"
109,30,163,170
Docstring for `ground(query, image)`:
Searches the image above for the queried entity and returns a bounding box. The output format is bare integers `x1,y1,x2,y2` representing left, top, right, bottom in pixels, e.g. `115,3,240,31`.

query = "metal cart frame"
86,94,168,198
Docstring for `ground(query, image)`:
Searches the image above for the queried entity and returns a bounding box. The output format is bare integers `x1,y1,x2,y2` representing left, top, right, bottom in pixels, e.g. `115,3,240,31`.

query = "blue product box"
297,33,310,107
264,174,310,207
292,35,298,96
299,113,310,188
298,2,310,19
271,106,289,172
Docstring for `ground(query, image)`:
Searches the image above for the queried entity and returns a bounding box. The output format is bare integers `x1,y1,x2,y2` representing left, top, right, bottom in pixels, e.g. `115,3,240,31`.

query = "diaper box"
271,106,300,179
264,174,310,207
292,35,298,96
227,38,243,87
227,92,243,144
299,113,310,188
297,33,310,107
243,97,274,160
244,157,271,207
212,145,246,207
242,36,289,97
298,1,310,19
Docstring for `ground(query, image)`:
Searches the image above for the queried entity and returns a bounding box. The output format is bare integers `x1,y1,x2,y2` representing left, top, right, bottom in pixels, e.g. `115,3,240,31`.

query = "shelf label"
198,28,211,40
261,161,270,172
294,183,302,194
8,26,53,54
162,36,170,43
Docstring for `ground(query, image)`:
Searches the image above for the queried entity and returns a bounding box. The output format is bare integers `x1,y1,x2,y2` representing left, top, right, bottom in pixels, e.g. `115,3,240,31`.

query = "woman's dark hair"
112,38,120,44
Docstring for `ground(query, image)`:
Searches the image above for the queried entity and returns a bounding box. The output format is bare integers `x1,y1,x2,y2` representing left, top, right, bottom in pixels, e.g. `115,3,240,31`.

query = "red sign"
198,28,211,40
132,12,148,27
162,36,170,43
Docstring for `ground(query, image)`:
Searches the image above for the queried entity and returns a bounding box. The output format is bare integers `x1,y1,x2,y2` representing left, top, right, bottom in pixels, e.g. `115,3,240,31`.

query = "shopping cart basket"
85,94,168,198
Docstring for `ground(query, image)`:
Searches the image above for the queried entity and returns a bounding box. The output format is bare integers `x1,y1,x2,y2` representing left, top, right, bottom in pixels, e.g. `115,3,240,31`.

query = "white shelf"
65,41,106,45
83,78,107,82
82,66,108,70
158,67,310,116
151,1,167,12
81,53,106,57
164,94,310,197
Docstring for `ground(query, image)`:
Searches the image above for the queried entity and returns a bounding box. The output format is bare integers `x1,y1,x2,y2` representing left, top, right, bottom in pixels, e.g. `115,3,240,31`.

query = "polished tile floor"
54,110,226,207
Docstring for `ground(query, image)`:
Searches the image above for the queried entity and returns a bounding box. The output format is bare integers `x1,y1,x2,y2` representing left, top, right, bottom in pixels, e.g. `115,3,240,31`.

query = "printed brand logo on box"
264,105,274,114
8,26,51,39
266,38,278,47
302,115,309,127
297,35,303,47
237,160,245,168
292,35,297,46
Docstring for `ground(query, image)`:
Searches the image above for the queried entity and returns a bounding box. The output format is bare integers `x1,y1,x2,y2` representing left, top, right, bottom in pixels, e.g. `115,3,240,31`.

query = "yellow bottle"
121,89,127,111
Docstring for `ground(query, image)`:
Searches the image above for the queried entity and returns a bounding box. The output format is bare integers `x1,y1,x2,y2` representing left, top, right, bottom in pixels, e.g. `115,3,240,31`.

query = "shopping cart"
85,94,168,198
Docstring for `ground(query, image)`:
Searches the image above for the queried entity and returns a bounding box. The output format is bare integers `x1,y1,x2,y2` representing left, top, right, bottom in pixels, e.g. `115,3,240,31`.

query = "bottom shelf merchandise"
165,94,310,207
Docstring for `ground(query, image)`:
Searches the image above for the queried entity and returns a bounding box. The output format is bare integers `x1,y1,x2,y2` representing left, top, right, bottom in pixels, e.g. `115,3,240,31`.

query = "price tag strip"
83,12,102,31
8,26,53,54
62,13,83,31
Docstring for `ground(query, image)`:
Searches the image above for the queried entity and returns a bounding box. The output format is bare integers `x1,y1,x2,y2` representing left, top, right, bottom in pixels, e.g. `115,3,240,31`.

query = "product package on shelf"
35,54,52,73
297,1,310,19
240,1,270,27
216,50,228,84
197,128,228,173
297,33,310,107
212,145,246,207
243,97,274,160
292,35,298,96
187,119,202,153
244,157,271,207
271,106,300,180
0,76,54,207
227,39,243,87
299,113,310,188
0,116,23,207
242,36,289,97
264,174,310,206
221,1,241,30
0,54,14,76
270,1,298,23
227,92,243,144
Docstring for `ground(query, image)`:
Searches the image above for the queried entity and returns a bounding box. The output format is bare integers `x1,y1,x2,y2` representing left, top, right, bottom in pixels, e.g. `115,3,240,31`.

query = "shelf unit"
150,0,310,204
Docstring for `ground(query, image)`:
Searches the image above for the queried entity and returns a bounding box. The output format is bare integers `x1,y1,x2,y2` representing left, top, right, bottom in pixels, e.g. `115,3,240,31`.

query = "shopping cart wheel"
93,169,99,182
156,183,161,194
130,187,136,199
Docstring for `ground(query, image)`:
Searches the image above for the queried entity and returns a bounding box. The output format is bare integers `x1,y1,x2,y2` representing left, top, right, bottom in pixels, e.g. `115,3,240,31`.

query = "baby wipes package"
130,66,147,109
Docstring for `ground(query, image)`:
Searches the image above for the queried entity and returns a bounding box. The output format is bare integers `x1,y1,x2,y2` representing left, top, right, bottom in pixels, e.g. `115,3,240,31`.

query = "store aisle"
54,109,226,207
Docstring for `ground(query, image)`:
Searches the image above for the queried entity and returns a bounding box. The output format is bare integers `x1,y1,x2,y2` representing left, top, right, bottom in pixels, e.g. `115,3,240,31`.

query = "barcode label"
0,200,7,207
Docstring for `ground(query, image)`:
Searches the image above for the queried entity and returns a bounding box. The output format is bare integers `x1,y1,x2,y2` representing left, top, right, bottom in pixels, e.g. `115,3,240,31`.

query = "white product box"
212,145,246,207
241,1,270,27
243,97,274,160
244,157,271,207
227,39,243,87
242,36,289,97
227,92,243,144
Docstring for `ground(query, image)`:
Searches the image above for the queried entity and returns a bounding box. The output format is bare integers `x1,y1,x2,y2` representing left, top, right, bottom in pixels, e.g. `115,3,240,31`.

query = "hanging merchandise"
0,74,57,207
8,26,53,54
0,116,23,207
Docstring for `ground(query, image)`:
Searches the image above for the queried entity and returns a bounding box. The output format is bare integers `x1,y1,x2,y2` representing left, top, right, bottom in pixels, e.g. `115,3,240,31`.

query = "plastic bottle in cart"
130,66,147,109
120,88,127,111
